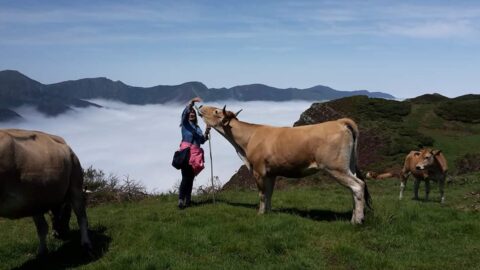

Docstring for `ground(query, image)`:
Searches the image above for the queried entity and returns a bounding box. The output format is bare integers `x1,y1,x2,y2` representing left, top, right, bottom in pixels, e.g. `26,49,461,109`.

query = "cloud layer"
0,101,312,193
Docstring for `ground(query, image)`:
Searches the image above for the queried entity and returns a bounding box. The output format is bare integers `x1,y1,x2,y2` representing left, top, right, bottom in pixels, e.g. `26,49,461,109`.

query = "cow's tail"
70,150,84,192
340,118,372,211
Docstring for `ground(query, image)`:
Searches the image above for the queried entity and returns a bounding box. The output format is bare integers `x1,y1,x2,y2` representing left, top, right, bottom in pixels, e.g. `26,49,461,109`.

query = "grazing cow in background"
0,129,91,255
366,171,400,180
399,149,448,203
199,105,371,224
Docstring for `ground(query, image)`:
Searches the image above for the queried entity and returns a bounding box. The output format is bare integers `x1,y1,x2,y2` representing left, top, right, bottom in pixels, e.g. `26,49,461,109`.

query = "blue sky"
0,0,479,98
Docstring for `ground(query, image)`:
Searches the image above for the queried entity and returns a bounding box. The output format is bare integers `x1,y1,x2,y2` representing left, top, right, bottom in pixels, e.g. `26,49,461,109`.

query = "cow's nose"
416,166,422,170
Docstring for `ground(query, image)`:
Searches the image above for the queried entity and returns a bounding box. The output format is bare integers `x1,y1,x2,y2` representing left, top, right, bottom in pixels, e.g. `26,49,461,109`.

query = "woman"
177,97,210,209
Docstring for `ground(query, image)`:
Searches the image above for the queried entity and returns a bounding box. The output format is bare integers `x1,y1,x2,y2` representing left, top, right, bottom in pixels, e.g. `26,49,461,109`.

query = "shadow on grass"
14,225,111,270
274,208,352,222
411,197,443,204
192,197,351,222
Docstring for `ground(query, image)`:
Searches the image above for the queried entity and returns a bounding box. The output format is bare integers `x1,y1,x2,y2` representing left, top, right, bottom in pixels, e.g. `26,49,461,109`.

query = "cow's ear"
433,150,442,156
221,117,229,126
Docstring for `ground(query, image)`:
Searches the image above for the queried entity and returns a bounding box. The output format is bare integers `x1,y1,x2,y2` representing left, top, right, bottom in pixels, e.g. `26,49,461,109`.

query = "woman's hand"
190,97,202,105
204,126,211,139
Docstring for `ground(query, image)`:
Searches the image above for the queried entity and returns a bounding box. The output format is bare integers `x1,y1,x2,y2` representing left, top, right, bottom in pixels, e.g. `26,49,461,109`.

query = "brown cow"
0,129,91,255
366,171,400,180
399,149,448,203
199,105,371,224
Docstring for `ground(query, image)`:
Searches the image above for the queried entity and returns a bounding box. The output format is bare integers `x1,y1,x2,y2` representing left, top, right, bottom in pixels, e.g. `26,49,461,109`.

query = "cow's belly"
266,162,322,178
0,172,69,219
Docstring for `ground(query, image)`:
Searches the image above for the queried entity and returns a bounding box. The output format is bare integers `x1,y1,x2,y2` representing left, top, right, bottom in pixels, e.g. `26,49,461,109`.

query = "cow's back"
246,119,355,176
0,129,73,218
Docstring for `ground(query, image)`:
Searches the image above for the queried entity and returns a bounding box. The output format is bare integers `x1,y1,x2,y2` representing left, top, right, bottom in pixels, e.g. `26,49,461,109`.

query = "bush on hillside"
83,166,148,205
455,153,480,175
408,93,449,104
327,95,411,123
435,99,480,123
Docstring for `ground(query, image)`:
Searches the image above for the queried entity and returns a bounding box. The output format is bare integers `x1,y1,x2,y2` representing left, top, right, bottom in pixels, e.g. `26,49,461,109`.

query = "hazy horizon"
0,100,313,192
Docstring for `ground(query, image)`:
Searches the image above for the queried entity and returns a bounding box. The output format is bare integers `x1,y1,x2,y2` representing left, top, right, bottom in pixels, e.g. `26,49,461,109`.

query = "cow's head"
365,171,377,179
415,149,442,170
198,105,242,128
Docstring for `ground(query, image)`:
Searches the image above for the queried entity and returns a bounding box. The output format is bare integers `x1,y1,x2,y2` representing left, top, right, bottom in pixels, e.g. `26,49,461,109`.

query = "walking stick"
208,134,216,204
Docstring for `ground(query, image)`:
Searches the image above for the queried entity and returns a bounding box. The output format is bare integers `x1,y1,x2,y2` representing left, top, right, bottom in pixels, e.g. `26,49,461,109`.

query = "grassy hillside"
2,94,480,269
1,173,479,269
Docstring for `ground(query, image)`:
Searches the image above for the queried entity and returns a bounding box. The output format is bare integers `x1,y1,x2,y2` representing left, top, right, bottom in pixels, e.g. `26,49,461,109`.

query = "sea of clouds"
0,100,314,193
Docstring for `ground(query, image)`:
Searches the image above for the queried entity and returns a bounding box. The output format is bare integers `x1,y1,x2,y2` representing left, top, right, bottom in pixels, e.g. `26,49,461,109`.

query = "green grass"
1,176,479,270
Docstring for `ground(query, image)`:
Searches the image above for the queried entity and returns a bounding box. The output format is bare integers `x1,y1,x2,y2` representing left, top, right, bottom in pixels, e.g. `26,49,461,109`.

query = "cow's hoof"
36,248,48,258
82,242,94,257
351,219,364,225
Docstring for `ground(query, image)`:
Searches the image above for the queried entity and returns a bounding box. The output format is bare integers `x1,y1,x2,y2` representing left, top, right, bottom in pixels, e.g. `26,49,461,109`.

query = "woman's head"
188,108,198,124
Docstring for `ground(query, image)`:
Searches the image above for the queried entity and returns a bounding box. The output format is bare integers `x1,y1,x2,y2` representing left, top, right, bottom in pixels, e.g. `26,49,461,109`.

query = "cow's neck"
214,118,258,169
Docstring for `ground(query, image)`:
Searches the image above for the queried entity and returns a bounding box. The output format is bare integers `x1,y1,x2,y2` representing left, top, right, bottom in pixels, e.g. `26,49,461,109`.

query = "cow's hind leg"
69,153,92,252
51,203,72,239
33,214,49,256
439,178,446,203
71,189,92,251
328,169,366,224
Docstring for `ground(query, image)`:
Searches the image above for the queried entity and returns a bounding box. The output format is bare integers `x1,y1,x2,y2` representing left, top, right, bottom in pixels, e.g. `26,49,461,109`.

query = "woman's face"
188,110,197,121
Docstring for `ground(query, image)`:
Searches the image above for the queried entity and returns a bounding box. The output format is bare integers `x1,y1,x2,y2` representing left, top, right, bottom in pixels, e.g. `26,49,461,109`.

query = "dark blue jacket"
181,105,207,146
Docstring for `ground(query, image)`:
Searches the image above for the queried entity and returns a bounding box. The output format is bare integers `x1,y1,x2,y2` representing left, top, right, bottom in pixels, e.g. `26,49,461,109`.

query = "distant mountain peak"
0,69,41,83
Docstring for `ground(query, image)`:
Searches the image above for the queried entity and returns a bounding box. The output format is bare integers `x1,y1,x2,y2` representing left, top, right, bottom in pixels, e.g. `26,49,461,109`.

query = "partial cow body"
0,129,91,255
399,149,448,203
199,105,371,224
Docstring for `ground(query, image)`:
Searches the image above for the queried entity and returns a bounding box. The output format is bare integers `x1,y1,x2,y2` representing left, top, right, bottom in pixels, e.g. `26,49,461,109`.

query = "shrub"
83,166,148,206
455,153,480,175
435,99,480,123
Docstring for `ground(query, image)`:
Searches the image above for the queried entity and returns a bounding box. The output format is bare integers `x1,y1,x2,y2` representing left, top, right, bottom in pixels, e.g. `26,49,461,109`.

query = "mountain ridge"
0,70,395,121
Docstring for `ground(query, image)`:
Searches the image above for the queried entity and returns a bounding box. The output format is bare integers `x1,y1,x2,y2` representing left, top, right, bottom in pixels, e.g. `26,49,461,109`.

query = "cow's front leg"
263,177,276,213
254,171,266,214
258,191,266,214
425,179,431,201
413,178,420,200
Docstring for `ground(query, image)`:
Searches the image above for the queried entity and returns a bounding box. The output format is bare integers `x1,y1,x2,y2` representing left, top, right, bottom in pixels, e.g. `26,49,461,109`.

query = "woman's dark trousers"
179,165,195,207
